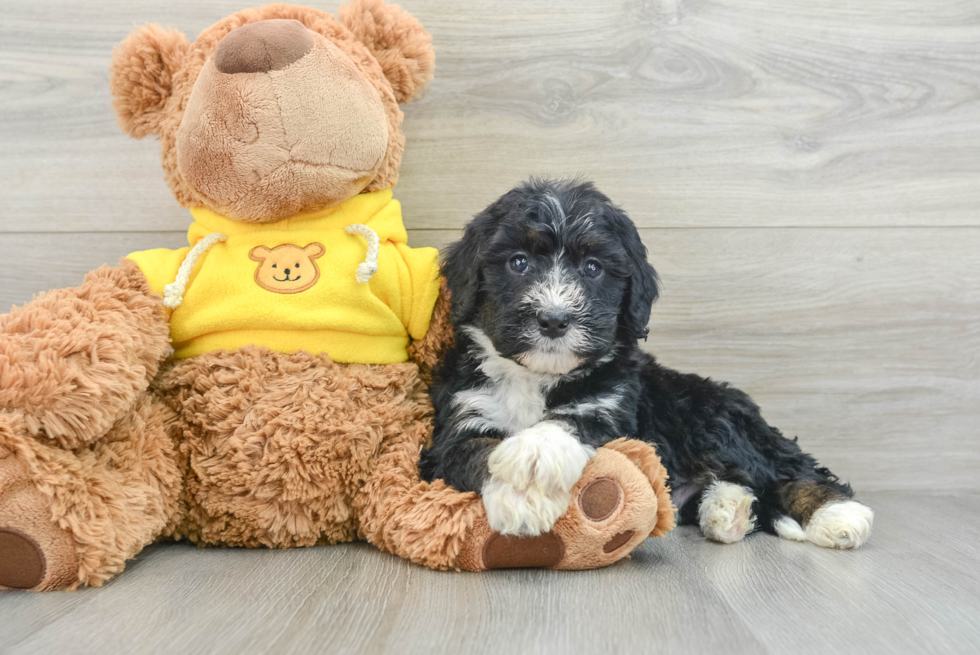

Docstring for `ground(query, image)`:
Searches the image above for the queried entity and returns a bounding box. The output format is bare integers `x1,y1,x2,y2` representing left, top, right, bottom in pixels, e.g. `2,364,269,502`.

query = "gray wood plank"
3,228,977,493
643,227,980,494
2,492,979,655
2,0,980,232
691,495,980,655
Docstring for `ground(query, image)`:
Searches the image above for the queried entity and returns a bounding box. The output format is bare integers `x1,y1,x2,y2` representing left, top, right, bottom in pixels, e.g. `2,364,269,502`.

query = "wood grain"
1,492,978,655
1,0,979,232
2,228,977,493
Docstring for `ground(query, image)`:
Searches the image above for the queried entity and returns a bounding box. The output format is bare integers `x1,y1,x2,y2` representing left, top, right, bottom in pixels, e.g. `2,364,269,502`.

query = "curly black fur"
420,179,855,534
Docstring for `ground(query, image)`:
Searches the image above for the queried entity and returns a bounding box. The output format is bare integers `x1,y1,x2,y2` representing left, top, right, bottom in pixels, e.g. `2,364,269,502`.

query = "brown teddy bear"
0,1,674,591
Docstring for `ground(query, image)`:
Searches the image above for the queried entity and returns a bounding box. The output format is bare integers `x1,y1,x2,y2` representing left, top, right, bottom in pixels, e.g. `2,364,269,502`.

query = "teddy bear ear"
109,24,191,139
338,0,435,104
304,243,326,259
249,246,271,262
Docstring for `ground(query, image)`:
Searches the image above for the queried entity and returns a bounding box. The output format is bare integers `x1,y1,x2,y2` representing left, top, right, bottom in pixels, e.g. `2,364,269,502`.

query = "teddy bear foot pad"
0,451,80,591
456,445,672,571
477,477,644,569
0,527,46,589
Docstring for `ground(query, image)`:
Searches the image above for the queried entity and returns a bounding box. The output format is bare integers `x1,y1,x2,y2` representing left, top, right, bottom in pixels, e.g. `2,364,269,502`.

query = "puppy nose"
283,268,291,275
537,310,570,338
214,19,315,74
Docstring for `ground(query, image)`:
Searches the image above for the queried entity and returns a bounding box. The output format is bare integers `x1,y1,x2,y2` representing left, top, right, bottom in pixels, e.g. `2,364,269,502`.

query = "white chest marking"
452,327,562,436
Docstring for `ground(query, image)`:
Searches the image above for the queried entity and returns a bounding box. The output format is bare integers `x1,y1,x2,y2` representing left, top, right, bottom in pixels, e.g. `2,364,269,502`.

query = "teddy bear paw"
457,443,671,571
0,447,79,591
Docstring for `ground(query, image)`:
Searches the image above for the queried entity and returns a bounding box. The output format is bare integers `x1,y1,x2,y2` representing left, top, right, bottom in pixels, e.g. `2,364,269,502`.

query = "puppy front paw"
483,421,594,536
482,476,570,536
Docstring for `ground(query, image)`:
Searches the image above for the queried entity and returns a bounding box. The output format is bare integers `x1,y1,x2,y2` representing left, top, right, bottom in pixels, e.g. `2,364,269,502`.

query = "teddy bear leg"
456,439,676,572
354,424,486,570
547,439,675,570
356,431,675,572
0,437,78,590
0,396,182,590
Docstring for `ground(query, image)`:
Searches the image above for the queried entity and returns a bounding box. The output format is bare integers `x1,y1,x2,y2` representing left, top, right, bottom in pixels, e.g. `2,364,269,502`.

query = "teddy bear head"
109,1,434,223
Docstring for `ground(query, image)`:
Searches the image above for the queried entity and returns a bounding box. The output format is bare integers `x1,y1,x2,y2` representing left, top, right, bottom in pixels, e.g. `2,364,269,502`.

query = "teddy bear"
0,1,675,591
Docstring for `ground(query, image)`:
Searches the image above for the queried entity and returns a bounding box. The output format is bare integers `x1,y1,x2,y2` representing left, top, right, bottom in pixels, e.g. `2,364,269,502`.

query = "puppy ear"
442,220,484,325
338,0,435,103
442,190,518,324
606,205,659,340
109,24,190,138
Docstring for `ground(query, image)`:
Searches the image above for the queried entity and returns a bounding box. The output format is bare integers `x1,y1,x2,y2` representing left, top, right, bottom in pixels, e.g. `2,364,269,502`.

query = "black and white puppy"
420,179,873,549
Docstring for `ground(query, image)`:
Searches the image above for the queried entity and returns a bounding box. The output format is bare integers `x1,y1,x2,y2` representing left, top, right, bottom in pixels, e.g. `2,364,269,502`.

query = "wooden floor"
1,492,977,654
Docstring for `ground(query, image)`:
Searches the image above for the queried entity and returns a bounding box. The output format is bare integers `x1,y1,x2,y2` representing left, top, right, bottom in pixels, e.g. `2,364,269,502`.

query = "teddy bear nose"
214,19,315,74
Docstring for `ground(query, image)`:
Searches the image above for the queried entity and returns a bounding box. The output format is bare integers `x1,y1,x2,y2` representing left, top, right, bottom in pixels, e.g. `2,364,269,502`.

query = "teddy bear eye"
272,264,277,269
295,263,300,268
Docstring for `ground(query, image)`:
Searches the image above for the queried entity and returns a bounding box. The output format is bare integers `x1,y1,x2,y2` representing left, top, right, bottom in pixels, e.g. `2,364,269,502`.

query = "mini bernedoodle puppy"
420,179,874,549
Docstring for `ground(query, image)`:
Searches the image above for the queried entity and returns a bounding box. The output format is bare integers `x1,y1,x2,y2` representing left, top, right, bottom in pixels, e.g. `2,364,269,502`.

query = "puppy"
420,179,873,549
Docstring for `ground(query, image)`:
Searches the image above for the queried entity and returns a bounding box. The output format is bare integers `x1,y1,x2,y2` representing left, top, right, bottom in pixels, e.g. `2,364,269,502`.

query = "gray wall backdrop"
1,0,978,492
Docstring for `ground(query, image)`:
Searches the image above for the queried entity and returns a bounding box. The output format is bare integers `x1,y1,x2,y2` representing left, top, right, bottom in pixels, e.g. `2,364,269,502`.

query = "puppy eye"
272,264,277,269
295,263,300,268
584,259,603,277
510,255,529,274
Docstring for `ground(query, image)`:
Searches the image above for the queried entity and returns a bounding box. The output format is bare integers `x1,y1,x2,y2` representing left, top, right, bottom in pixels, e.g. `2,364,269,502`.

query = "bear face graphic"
249,243,325,294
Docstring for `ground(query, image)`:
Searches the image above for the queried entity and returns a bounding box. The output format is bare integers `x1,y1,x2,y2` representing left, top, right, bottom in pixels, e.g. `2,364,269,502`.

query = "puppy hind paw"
804,501,874,549
698,481,756,544
773,515,807,542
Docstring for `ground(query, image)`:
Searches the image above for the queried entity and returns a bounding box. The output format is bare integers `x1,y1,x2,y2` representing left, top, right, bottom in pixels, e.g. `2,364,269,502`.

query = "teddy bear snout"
214,19,315,75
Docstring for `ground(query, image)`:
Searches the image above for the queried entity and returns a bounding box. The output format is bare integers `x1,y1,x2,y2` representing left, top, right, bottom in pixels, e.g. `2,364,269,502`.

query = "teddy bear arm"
0,259,171,450
406,278,454,382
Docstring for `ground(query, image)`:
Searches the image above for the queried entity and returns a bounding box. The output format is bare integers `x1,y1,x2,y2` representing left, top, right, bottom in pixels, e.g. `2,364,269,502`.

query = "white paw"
482,421,594,536
804,500,874,549
482,476,571,536
699,481,757,544
773,515,807,542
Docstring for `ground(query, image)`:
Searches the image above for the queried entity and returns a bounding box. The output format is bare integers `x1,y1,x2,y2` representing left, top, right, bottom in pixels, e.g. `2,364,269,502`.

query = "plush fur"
0,5,672,590
338,0,435,104
0,259,170,450
108,2,433,222
422,179,874,549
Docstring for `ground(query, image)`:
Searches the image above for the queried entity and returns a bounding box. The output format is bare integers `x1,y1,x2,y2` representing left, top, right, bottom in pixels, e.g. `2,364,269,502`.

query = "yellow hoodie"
126,189,441,363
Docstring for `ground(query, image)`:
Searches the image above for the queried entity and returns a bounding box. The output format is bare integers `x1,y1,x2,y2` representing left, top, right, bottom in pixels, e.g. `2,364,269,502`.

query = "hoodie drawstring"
163,232,228,309
344,224,380,283
163,224,380,309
